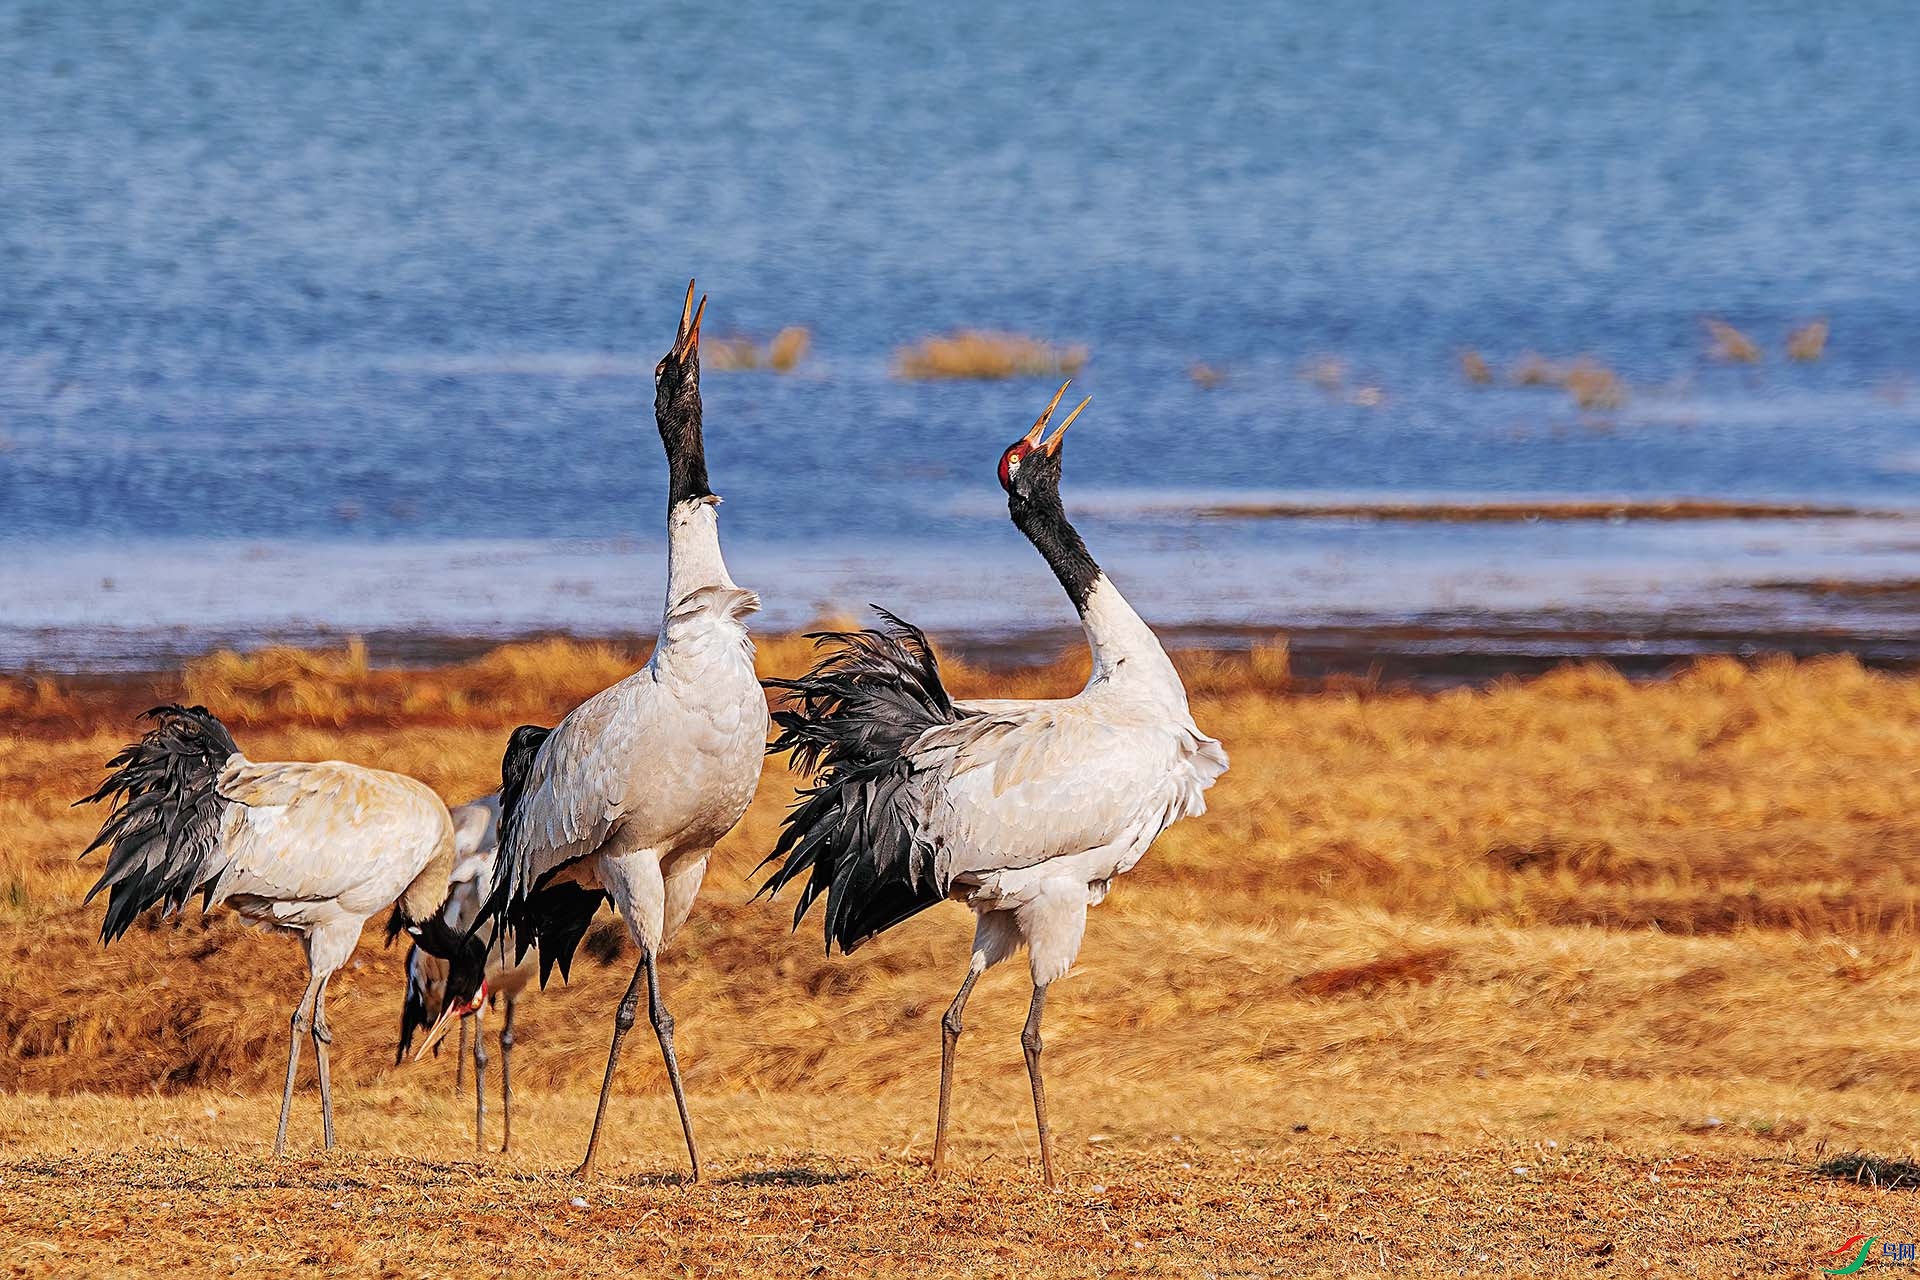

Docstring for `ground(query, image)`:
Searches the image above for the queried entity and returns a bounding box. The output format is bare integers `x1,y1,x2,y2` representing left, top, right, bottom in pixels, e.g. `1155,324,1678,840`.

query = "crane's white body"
212,756,456,975
93,739,459,1156
502,499,768,953
913,575,1227,985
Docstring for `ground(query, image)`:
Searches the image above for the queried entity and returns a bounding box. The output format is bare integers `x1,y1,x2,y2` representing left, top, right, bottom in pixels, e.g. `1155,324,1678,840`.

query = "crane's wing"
213,760,442,904
910,702,1226,886
497,680,646,902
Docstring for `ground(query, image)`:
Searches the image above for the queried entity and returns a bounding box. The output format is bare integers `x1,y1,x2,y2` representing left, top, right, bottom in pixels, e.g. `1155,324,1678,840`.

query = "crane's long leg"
274,970,326,1157
471,1009,489,1155
311,972,337,1151
645,947,700,1183
1022,983,1056,1189
455,1016,469,1091
574,959,647,1179
499,996,518,1154
931,959,984,1179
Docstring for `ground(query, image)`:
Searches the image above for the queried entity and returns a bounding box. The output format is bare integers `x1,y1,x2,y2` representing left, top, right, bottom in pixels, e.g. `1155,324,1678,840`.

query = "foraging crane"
420,283,769,1181
396,793,538,1153
79,704,484,1156
759,384,1229,1189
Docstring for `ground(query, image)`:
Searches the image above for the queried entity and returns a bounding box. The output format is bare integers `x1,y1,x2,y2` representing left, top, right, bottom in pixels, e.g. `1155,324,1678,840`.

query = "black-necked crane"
79,704,485,1156
758,384,1229,1189
422,282,769,1181
396,792,538,1153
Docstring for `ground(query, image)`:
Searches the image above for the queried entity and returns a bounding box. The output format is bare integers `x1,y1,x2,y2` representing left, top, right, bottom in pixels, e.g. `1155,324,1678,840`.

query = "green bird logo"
1819,1235,1877,1275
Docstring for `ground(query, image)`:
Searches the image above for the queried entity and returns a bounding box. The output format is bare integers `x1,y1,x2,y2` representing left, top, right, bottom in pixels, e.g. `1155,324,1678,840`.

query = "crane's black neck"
1010,485,1102,615
659,396,713,508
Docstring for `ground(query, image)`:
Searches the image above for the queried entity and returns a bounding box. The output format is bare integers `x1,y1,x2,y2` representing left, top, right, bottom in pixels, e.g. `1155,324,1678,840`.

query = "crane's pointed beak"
684,294,706,358
671,280,706,361
1042,396,1091,457
409,982,486,1064
1024,380,1072,447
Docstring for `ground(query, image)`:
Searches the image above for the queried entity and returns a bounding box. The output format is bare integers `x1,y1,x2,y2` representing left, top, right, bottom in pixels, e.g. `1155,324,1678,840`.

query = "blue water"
2,1,1918,668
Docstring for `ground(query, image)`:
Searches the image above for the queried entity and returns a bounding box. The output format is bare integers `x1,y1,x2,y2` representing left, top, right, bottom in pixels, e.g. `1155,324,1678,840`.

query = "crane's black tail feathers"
758,608,967,954
471,724,606,987
510,880,606,987
76,704,240,944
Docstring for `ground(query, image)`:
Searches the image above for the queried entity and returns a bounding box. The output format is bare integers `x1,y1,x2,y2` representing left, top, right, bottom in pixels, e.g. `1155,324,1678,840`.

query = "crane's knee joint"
499,1028,515,1051
473,1042,489,1068
291,1009,312,1034
1021,1028,1043,1056
942,1009,965,1039
614,1004,638,1034
650,1005,675,1038
312,1020,333,1045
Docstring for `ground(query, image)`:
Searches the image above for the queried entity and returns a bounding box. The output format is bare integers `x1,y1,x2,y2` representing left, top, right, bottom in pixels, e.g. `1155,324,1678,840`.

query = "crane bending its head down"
407,723,552,1061
79,704,483,1156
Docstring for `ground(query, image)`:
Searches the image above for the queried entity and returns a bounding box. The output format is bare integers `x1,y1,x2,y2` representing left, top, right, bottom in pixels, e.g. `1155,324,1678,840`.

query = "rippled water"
3,2,1917,670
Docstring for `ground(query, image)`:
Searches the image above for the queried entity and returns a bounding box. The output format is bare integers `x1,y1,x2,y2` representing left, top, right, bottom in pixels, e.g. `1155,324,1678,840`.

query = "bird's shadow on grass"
1814,1153,1920,1191
718,1166,862,1188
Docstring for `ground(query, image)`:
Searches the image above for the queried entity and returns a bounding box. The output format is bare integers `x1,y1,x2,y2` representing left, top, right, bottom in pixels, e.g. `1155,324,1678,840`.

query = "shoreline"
8,609,1916,694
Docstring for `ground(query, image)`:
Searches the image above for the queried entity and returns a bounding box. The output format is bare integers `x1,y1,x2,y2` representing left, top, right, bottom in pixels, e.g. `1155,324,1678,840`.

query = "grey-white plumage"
80,704,463,1157
761,385,1227,1188
475,281,769,1181
906,591,1226,983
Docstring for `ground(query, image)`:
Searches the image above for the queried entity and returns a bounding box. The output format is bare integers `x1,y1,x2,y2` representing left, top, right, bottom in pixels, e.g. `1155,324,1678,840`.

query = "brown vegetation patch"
1787,319,1829,362
704,327,811,373
1196,499,1890,522
1507,352,1628,409
1756,577,1920,600
1706,318,1762,363
1294,947,1455,997
892,331,1088,381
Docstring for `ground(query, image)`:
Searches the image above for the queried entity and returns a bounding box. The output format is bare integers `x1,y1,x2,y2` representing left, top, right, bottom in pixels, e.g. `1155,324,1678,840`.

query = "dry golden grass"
703,326,811,373
7,639,1920,1274
893,332,1088,381
1789,319,1830,362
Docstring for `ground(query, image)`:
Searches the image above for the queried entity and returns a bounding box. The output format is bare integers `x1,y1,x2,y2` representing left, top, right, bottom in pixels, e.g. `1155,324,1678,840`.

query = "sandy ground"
4,1084,1918,1278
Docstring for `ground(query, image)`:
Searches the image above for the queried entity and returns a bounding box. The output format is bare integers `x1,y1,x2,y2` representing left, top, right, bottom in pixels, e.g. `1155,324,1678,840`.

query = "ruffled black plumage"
76,704,241,943
470,724,607,987
759,608,971,953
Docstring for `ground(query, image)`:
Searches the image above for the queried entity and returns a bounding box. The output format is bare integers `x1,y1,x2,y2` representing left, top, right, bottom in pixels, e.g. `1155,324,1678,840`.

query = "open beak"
409,985,484,1064
1043,396,1091,456
1026,381,1090,456
672,278,707,361
1024,380,1071,447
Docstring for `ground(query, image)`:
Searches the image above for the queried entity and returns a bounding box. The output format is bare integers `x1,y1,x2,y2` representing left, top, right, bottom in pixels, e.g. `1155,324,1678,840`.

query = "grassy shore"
4,636,1920,1275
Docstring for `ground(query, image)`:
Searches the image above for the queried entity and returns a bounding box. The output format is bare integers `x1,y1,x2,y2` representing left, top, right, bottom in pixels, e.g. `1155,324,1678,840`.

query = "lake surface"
3,1,1917,672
